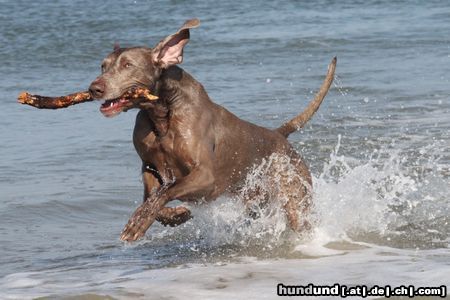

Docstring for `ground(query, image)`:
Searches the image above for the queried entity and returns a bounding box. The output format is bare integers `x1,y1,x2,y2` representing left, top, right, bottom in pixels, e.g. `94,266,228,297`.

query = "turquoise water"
0,1,449,299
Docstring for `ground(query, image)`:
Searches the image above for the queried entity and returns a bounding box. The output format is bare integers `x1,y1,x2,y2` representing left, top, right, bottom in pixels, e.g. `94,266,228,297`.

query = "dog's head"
89,19,200,117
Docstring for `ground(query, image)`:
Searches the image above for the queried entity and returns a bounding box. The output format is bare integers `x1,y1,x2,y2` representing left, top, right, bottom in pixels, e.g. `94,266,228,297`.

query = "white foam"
294,228,345,256
1,247,449,300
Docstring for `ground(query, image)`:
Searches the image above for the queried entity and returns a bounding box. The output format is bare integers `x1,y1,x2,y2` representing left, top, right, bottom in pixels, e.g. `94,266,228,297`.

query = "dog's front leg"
120,191,169,242
120,166,215,242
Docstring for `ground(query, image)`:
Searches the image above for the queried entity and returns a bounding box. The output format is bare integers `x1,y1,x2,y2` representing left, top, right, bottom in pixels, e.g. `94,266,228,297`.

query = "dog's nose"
89,80,105,98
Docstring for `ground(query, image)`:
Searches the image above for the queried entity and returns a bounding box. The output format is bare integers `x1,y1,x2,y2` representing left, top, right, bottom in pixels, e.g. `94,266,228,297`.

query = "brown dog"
88,19,336,242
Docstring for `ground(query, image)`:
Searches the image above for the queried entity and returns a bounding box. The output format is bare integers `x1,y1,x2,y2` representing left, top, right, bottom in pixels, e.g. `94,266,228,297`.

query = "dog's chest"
134,128,191,179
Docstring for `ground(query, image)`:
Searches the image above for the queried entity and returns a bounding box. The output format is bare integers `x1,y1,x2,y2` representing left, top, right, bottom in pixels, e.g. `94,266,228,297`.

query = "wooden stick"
18,91,92,109
18,87,158,109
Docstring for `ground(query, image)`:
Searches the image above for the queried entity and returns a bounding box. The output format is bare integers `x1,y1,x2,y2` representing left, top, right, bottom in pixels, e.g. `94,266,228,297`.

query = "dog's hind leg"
280,154,312,232
238,152,312,231
282,181,312,232
242,185,270,219
273,152,313,232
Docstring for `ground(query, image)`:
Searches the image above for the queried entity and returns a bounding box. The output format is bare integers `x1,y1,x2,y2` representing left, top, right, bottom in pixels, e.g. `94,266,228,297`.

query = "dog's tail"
276,57,337,138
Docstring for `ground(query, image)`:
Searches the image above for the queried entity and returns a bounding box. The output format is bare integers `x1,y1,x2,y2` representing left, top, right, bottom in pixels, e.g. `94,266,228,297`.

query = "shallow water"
0,0,449,299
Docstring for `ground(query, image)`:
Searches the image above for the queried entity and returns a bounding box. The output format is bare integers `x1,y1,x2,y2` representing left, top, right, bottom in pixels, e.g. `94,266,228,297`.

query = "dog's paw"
120,202,157,242
156,206,192,227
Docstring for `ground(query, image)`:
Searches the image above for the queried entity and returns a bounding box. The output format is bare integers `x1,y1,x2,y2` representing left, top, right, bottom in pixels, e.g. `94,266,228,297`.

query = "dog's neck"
143,101,169,137
144,66,208,137
158,66,199,107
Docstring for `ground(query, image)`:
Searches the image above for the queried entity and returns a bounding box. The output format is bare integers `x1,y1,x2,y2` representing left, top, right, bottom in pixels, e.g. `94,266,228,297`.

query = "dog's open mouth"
100,98,130,118
99,87,158,118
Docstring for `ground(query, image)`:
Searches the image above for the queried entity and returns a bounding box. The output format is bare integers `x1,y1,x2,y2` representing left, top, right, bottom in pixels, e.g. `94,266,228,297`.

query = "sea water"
0,0,449,299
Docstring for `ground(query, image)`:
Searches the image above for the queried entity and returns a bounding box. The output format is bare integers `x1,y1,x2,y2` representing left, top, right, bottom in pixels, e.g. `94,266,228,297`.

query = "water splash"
333,74,349,97
311,135,449,250
151,153,309,253
146,136,448,257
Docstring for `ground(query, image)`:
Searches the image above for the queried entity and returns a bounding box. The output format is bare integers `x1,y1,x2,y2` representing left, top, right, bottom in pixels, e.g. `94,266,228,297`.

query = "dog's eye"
124,62,132,68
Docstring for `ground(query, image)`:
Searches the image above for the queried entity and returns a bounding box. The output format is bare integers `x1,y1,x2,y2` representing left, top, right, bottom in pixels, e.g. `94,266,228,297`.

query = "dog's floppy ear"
152,18,200,69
